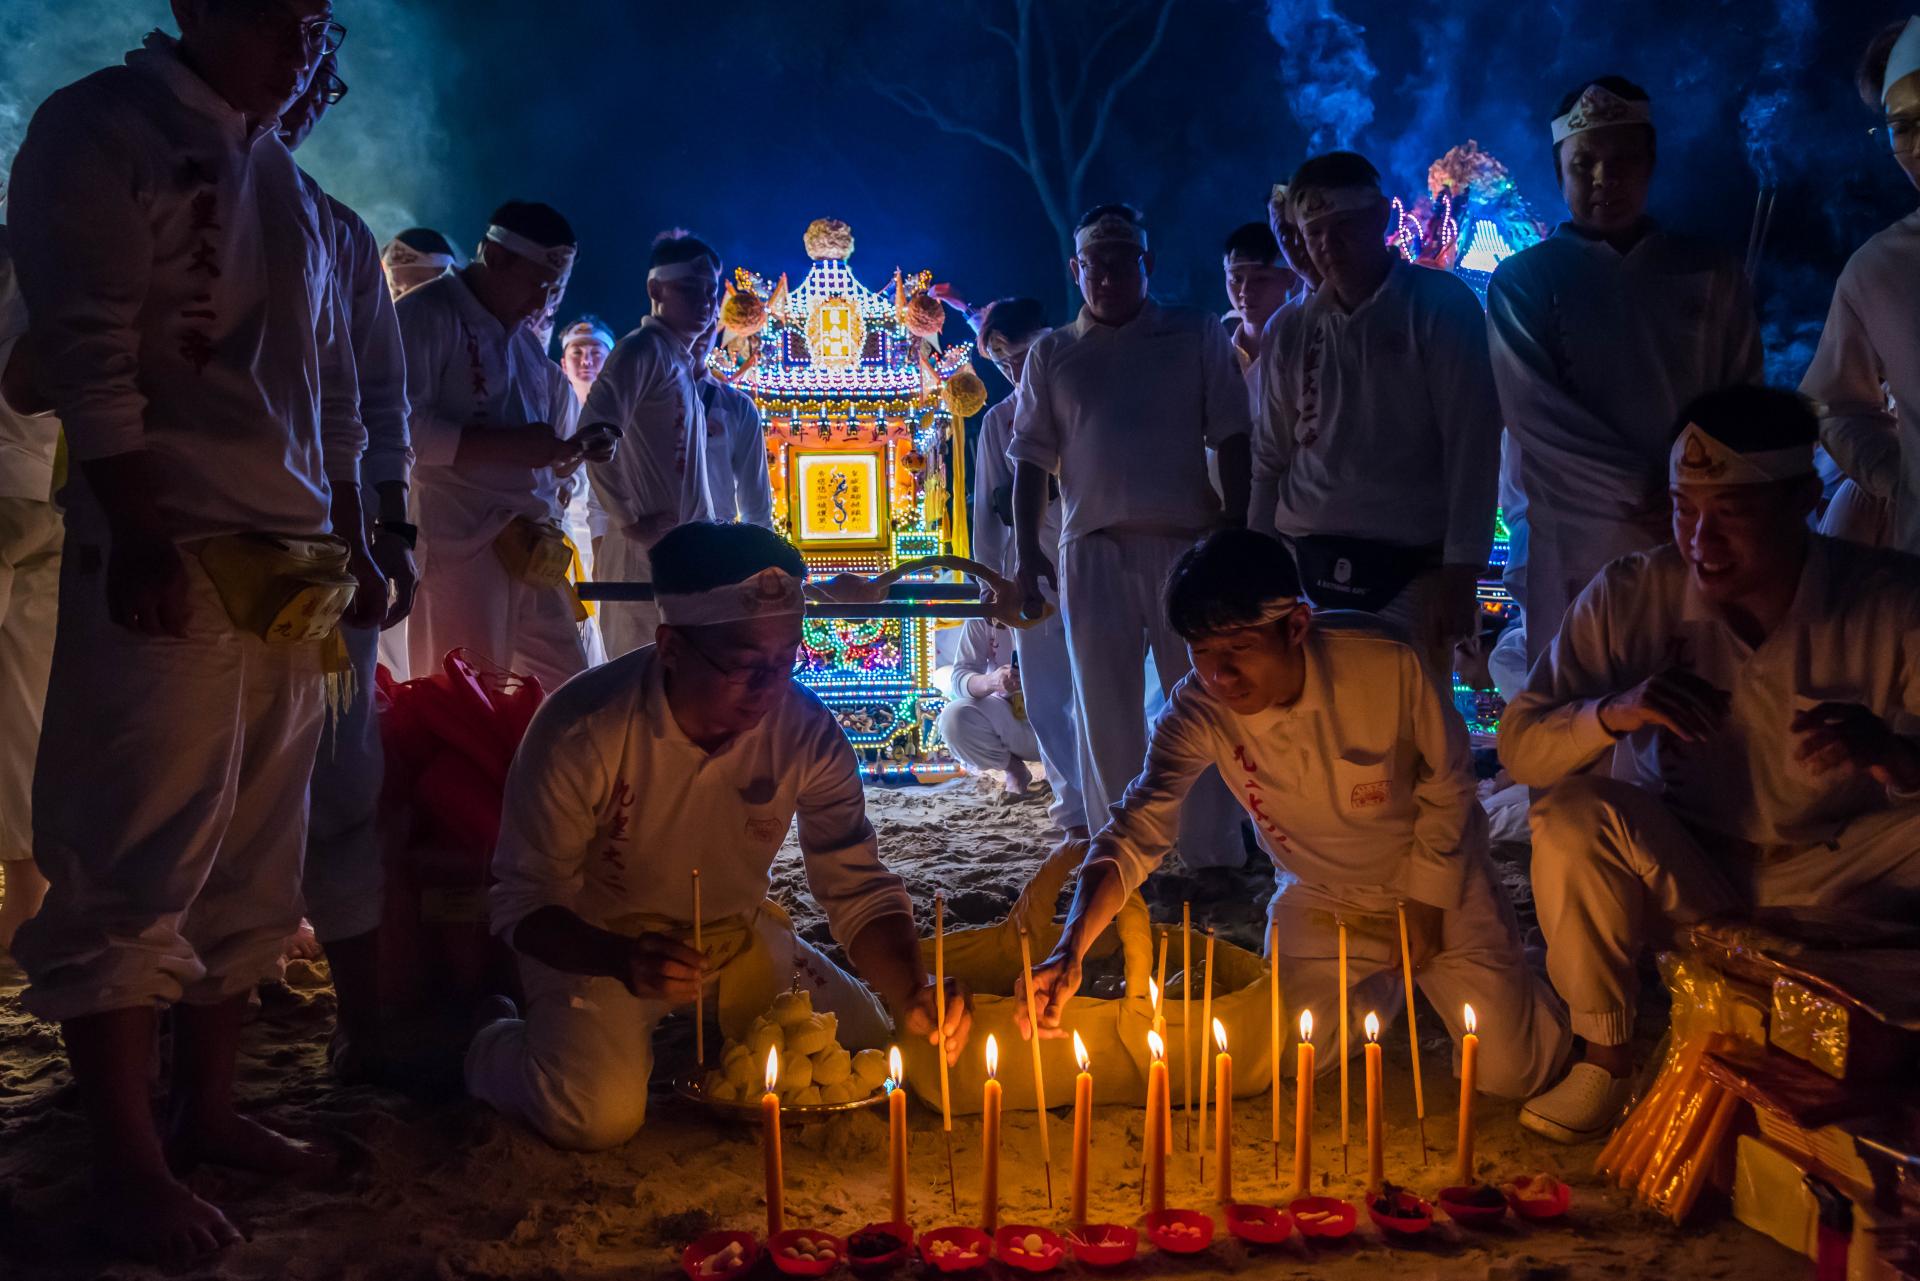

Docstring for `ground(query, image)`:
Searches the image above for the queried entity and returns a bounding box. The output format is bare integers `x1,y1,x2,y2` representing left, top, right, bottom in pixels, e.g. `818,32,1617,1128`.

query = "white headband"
1074,215,1148,254
1885,17,1920,102
1551,83,1654,144
382,239,453,271
560,321,614,351
484,224,577,277
648,257,720,285
982,325,1051,366
1669,422,1814,487
1289,184,1383,227
658,566,805,627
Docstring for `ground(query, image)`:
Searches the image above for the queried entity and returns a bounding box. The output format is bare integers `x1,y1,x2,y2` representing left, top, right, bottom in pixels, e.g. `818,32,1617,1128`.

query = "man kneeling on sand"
467,521,972,1149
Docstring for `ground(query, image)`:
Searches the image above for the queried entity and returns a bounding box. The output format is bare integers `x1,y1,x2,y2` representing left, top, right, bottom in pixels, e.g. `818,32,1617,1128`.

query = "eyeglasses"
1870,115,1920,150
1074,253,1145,283
257,11,349,56
317,68,348,106
677,631,797,689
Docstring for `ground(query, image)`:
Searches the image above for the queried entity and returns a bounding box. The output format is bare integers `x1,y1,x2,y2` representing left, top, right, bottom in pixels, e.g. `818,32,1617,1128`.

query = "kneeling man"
1023,529,1570,1102
468,522,971,1149
1503,384,1920,1142
938,617,1048,800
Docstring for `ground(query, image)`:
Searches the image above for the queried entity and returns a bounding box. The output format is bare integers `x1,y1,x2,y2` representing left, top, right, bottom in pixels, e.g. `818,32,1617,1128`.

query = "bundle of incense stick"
1594,1036,1742,1222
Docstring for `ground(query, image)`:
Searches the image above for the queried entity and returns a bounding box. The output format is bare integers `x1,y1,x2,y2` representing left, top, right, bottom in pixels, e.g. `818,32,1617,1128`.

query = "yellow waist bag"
493,516,574,589
195,533,357,643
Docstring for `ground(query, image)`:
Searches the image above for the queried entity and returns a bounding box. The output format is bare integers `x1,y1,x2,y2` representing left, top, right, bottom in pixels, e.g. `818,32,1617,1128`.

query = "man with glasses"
1801,20,1920,556
1010,204,1250,868
1488,79,1760,666
585,231,725,658
7,0,376,1263
467,521,973,1149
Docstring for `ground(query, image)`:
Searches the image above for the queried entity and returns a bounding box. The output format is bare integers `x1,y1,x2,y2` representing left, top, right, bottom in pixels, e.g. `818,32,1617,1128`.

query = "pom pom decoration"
901,292,946,339
721,281,769,337
803,219,855,261
945,368,988,418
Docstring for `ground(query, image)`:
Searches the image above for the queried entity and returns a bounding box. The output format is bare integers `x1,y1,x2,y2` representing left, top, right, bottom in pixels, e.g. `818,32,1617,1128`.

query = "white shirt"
1499,537,1920,846
972,397,1061,578
7,37,360,541
326,195,411,493
1008,300,1249,545
489,644,914,947
396,272,577,548
1086,616,1478,911
699,375,773,527
1801,211,1920,555
583,318,714,533
0,230,61,503
940,616,1013,702
1489,223,1761,522
1253,259,1502,564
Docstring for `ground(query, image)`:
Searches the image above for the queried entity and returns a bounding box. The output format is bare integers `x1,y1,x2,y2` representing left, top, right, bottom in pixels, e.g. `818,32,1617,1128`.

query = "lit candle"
981,1035,1001,1233
1293,1011,1313,1193
1149,979,1169,1155
762,1046,785,1236
1145,1030,1168,1214
1213,1019,1232,1205
1456,1005,1479,1186
1071,1032,1092,1227
888,1047,909,1225
1365,1012,1384,1193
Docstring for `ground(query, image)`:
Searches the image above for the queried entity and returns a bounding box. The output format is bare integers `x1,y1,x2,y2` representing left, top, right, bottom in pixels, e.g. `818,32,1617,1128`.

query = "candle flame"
1148,977,1160,1011
1147,1029,1166,1062
1463,1003,1477,1035
888,1045,904,1087
985,1033,999,1079
1299,1009,1313,1042
1212,1018,1227,1052
1364,1011,1381,1042
765,1045,780,1094
1073,1030,1090,1072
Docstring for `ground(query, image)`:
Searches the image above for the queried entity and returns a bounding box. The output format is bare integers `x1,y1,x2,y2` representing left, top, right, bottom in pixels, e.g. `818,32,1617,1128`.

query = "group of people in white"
1,0,1919,1267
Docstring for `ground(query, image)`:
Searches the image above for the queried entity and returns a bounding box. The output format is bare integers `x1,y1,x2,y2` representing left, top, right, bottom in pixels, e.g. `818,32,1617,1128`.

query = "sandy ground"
0,779,1795,1280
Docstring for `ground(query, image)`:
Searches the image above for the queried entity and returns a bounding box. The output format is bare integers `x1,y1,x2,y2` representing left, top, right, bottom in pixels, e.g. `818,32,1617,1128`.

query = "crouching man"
1022,529,1570,1103
1503,385,1920,1143
467,521,971,1149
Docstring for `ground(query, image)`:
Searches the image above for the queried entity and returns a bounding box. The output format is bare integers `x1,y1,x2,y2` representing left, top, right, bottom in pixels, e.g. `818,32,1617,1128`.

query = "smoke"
1742,0,1817,187
1263,0,1378,152
0,2,452,241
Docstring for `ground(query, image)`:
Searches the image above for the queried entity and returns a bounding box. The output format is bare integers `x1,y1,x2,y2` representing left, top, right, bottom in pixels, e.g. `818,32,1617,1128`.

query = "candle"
1268,920,1282,1183
1293,1011,1313,1193
762,1046,785,1236
1154,930,1170,1033
692,869,704,1065
888,1047,909,1225
1456,1004,1479,1186
1197,928,1216,1183
1213,1019,1232,1205
1016,928,1054,1207
1396,904,1430,1165
1365,1012,1384,1193
1071,1032,1092,1227
1149,979,1169,1155
1181,904,1193,1151
934,896,956,1212
1145,1030,1169,1214
1337,920,1350,1172
981,1035,1001,1233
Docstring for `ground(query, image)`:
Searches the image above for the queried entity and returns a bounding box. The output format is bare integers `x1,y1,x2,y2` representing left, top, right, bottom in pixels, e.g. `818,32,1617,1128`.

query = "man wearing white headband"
398,199,614,690
1220,221,1297,373
1800,20,1920,556
1021,529,1570,1100
1490,75,1760,669
970,297,1084,837
468,521,973,1148
585,231,725,658
1502,386,1920,1142
558,316,616,405
690,325,773,528
381,227,458,302
1253,150,1502,678
1010,203,1249,869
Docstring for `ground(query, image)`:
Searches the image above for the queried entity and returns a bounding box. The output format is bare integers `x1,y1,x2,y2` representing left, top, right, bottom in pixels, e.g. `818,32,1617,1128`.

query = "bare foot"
94,1167,242,1268
0,859,50,954
169,1110,336,1180
1004,756,1034,796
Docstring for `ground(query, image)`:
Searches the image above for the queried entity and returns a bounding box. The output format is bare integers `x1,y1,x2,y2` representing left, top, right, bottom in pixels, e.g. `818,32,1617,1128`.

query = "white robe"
935,616,1043,778
698,374,773,527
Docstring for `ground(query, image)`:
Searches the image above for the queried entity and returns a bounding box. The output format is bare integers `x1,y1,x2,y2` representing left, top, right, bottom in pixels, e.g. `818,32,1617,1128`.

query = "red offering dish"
1367,1187,1435,1238
1505,1174,1572,1221
1438,1184,1510,1227
1066,1223,1140,1268
848,1222,914,1271
769,1228,847,1277
919,1226,993,1273
1142,1208,1215,1254
1225,1203,1295,1245
681,1230,759,1281
994,1225,1066,1273
1287,1196,1358,1240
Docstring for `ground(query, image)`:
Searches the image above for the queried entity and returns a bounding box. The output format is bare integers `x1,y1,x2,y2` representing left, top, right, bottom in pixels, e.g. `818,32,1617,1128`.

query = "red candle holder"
1065,1222,1139,1268
1366,1189,1435,1239
1286,1195,1358,1240
1141,1208,1215,1254
994,1225,1066,1273
1505,1174,1572,1222
919,1226,993,1273
680,1230,759,1281
847,1222,914,1271
1224,1203,1295,1245
1437,1184,1509,1227
768,1228,847,1276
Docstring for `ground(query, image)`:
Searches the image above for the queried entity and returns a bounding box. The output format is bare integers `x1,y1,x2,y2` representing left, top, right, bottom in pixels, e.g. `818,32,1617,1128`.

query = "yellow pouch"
493,516,575,589
195,533,356,643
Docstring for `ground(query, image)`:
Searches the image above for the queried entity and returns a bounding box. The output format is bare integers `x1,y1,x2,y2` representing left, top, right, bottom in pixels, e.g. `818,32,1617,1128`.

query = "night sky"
3,0,1912,388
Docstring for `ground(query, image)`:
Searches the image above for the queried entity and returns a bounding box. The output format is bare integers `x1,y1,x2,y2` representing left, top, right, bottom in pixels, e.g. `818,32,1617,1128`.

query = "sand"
0,779,1795,1280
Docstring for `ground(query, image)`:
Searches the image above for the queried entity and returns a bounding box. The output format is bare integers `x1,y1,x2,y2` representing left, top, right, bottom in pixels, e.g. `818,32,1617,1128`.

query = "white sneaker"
1520,1062,1634,1143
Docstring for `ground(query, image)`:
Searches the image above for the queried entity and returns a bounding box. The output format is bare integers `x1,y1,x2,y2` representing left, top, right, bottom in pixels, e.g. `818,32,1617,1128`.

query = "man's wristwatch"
373,520,418,550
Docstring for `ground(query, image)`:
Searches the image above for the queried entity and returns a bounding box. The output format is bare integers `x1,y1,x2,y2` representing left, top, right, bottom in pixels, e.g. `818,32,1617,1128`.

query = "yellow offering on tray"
705,989,881,1106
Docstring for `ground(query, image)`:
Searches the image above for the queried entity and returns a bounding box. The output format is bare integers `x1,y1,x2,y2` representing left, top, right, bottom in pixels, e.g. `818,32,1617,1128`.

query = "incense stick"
691,870,704,1065
935,894,957,1212
1017,927,1055,1207
1396,903,1429,1165
1338,918,1350,1176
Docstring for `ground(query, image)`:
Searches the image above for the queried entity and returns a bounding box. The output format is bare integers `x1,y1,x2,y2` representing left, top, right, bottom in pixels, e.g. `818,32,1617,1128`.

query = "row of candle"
757,1000,1484,1233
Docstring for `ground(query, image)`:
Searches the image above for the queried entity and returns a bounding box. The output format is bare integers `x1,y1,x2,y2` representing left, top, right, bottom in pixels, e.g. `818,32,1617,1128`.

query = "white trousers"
1530,775,1920,1046
594,528,661,661
467,911,891,1151
303,622,384,943
938,692,1042,774
409,528,588,693
1059,530,1241,867
1269,856,1572,1100
17,546,323,1021
0,497,60,862
1011,601,1086,832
